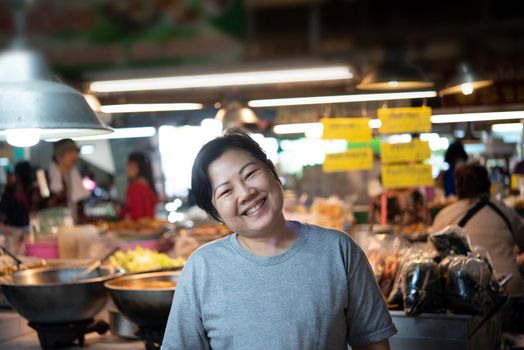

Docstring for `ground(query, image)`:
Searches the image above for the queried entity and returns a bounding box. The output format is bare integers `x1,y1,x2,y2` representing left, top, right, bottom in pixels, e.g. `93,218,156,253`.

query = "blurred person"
47,138,90,224
0,161,36,227
442,140,468,197
513,159,524,175
162,129,397,350
429,162,524,332
122,151,158,220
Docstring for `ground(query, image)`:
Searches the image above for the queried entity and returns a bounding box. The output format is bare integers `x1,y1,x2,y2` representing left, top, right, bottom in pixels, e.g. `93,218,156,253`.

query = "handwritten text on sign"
321,118,371,142
323,148,373,172
378,106,432,134
380,139,430,164
381,164,434,189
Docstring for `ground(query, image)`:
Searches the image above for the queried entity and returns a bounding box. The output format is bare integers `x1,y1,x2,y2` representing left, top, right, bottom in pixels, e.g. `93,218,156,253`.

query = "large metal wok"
105,271,180,329
0,265,120,323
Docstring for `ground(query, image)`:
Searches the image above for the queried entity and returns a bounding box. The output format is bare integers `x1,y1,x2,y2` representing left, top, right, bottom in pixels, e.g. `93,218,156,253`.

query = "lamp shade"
215,101,258,129
0,47,112,140
439,63,493,96
357,61,434,90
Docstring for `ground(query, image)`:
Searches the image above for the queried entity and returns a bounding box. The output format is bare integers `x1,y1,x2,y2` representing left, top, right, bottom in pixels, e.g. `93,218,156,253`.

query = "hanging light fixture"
215,100,259,130
0,0,111,147
357,61,434,91
439,63,493,96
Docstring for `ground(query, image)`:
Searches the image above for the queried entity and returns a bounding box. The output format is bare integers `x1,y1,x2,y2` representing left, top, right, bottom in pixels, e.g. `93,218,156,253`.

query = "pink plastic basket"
25,241,59,259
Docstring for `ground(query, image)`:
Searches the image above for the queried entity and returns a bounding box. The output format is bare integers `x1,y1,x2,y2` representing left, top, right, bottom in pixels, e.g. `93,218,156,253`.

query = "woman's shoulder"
129,178,148,187
185,234,234,263
128,178,155,194
295,221,354,246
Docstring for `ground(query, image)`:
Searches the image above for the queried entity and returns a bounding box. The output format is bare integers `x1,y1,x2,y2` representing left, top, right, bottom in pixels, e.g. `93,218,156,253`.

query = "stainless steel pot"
105,271,180,329
108,308,139,339
0,266,121,323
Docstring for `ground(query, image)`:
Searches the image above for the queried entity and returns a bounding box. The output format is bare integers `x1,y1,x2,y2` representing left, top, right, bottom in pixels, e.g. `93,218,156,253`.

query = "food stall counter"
389,309,502,350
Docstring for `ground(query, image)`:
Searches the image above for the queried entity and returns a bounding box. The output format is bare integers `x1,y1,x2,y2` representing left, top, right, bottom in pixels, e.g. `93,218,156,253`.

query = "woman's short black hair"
455,162,491,199
128,151,156,194
14,161,34,190
191,128,280,222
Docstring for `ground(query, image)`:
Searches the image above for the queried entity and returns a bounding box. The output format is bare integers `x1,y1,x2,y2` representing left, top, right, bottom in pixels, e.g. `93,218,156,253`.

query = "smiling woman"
161,129,397,350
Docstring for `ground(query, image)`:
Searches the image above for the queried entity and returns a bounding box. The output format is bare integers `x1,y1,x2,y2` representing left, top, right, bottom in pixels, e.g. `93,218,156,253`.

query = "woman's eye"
246,169,258,179
219,189,231,198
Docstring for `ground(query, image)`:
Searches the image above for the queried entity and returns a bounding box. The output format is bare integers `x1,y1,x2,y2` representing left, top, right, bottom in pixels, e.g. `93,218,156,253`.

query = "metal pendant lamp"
215,100,259,130
439,63,493,96
357,60,434,91
0,1,111,147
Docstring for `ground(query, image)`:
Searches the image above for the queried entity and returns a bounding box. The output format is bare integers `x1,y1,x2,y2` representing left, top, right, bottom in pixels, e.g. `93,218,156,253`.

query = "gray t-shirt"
161,221,397,350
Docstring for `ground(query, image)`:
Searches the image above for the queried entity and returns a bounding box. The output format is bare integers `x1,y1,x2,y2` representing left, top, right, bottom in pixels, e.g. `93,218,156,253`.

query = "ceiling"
1,0,524,130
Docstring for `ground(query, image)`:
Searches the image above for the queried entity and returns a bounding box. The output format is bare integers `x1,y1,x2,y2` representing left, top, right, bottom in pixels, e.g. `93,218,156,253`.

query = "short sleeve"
161,256,210,350
346,244,397,347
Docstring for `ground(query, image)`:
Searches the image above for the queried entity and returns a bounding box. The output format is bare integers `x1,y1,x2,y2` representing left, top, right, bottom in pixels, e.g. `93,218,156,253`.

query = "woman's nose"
237,183,256,202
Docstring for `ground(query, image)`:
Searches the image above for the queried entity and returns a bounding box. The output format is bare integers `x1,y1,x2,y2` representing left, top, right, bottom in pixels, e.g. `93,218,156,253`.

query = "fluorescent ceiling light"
100,103,203,113
491,123,523,132
80,145,95,154
274,119,382,135
47,127,156,141
431,111,524,123
248,91,437,107
90,66,352,93
273,122,322,135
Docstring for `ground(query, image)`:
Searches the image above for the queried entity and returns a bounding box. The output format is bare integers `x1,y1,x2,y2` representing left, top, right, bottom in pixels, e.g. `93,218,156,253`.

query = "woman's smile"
241,197,266,216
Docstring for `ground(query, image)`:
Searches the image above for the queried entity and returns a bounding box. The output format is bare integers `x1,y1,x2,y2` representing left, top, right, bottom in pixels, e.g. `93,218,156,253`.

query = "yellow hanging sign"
511,174,524,190
380,139,431,164
378,106,432,134
323,148,373,172
381,164,434,189
321,118,371,142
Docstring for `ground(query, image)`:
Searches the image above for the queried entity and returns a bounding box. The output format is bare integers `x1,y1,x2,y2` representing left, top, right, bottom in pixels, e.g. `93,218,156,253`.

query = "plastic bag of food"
401,256,444,315
386,244,438,310
439,254,503,315
429,225,471,257
361,232,408,295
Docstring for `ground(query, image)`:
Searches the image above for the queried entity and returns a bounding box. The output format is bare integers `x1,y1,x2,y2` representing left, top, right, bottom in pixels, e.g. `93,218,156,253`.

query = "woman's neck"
236,220,299,257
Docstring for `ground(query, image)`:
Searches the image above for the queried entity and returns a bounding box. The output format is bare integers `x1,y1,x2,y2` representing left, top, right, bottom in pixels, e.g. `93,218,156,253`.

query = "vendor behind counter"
429,162,524,332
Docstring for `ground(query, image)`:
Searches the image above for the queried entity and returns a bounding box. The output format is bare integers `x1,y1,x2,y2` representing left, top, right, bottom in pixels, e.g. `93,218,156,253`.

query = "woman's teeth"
244,199,265,215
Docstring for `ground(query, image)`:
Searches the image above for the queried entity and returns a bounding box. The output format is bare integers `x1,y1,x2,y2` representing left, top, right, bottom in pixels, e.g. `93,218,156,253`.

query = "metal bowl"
105,271,180,329
0,266,121,323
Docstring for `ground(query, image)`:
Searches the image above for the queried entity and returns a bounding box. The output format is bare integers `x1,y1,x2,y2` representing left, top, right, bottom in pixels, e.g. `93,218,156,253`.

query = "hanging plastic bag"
429,225,471,257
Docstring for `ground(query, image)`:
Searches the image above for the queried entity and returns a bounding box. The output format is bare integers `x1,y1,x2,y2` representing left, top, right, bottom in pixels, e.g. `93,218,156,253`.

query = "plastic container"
25,241,59,259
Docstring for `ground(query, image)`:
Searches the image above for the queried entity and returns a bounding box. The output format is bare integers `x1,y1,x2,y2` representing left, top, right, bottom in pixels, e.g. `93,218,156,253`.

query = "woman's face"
126,161,139,178
57,150,78,171
208,149,284,237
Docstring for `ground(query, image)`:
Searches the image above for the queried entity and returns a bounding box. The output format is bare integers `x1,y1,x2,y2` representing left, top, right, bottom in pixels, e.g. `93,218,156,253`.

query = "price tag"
381,164,433,189
378,106,432,134
323,148,373,172
321,118,371,142
380,139,430,164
